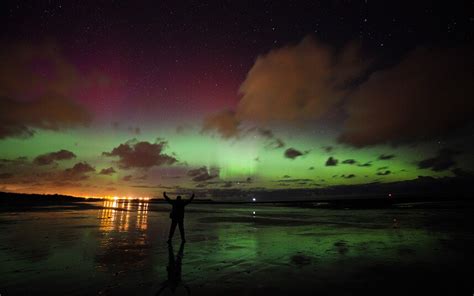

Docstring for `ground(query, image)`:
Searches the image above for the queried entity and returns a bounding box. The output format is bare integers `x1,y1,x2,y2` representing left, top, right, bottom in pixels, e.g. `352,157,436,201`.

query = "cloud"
376,170,391,176
0,157,28,167
201,110,240,139
269,138,285,149
284,148,305,159
0,96,91,139
99,167,116,175
187,166,219,182
122,175,132,181
203,40,473,148
339,47,474,146
202,36,369,139
418,149,459,172
0,43,91,139
357,161,372,167
325,156,338,166
254,128,285,149
237,36,369,123
202,115,286,150
341,174,355,179
33,149,76,165
378,154,395,160
103,140,177,169
62,162,95,180
342,159,356,165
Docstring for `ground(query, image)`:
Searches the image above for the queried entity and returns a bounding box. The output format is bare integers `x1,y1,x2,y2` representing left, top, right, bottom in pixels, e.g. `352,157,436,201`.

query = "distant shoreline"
1,191,473,209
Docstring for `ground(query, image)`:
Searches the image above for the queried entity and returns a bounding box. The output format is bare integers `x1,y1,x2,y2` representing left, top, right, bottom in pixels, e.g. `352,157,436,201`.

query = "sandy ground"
0,200,473,295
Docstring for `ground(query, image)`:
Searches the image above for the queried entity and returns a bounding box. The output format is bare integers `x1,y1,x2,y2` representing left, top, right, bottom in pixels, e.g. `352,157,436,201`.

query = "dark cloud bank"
33,150,76,166
187,166,219,182
284,148,305,159
202,37,474,148
325,157,338,166
61,162,95,181
0,43,91,139
418,149,459,172
99,167,116,175
103,140,177,169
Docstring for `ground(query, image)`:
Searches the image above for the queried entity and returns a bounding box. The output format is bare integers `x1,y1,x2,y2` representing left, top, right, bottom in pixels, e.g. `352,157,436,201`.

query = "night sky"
0,1,473,198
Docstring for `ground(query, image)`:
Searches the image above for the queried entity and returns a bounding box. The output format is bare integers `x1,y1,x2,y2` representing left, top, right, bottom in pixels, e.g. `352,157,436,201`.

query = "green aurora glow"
0,125,463,198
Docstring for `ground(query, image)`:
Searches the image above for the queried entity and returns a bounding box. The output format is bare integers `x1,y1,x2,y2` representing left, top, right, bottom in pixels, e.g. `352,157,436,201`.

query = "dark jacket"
164,193,194,220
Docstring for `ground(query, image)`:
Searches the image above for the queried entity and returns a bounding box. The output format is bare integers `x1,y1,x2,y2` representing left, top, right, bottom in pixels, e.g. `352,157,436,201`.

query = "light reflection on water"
98,200,149,232
95,200,152,274
1,203,473,295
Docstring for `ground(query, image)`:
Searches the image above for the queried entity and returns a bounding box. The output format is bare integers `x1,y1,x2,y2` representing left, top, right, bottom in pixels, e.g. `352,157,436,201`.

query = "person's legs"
178,220,185,242
168,220,177,242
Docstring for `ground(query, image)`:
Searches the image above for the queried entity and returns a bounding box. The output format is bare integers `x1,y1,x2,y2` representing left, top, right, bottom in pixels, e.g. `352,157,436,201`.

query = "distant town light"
388,193,392,197
252,211,256,215
252,197,256,202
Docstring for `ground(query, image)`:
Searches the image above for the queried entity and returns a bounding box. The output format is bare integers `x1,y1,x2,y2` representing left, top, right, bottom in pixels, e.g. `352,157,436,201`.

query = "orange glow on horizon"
0,184,153,201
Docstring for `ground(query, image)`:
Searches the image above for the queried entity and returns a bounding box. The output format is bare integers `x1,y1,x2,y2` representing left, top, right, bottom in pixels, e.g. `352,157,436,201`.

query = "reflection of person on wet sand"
156,242,190,295
163,192,194,243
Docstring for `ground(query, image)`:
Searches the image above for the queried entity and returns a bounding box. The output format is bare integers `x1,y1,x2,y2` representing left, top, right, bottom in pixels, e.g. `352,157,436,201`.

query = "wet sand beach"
1,199,473,295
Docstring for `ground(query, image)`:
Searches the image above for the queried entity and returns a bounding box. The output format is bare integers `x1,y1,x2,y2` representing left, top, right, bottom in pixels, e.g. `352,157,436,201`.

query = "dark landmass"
0,192,101,212
195,175,474,202
1,174,473,211
0,192,87,203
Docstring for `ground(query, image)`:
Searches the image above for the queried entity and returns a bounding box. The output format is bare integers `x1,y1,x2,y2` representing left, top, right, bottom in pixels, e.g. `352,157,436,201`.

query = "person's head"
177,195,182,200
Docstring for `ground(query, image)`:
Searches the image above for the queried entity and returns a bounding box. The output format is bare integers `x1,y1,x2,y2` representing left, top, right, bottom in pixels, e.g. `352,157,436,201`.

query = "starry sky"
0,1,473,199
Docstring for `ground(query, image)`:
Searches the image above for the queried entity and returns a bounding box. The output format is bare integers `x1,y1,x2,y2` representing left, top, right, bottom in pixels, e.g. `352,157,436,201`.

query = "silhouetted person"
164,191,194,243
156,242,190,295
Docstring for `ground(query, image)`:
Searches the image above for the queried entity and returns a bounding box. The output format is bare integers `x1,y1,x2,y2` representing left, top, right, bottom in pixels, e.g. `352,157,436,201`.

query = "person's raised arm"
163,191,171,203
185,193,195,205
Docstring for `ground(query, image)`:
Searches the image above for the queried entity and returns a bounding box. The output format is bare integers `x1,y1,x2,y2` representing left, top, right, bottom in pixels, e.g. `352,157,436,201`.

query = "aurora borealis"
0,1,473,199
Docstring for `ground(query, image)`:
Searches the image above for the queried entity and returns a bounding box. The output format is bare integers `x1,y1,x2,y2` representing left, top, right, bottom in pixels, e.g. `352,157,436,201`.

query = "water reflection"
95,200,152,273
156,242,190,295
98,199,149,232
137,201,148,231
